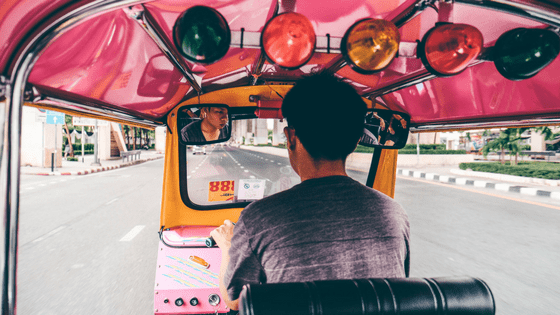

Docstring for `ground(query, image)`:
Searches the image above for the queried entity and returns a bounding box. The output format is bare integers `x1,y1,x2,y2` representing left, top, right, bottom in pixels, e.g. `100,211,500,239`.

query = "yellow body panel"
160,86,396,229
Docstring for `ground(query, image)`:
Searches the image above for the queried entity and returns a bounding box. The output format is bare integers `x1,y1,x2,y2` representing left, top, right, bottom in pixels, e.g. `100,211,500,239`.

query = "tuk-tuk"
2,0,560,314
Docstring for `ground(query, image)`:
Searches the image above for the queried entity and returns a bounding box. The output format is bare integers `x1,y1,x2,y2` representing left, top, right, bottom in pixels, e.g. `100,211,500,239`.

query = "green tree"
482,128,527,165
63,114,75,157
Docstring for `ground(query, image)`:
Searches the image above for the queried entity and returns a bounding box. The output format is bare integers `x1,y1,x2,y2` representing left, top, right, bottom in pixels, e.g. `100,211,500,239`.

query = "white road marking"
32,226,66,243
244,170,249,173
240,166,244,169
278,163,282,165
25,187,34,190
49,181,56,184
187,176,191,179
105,198,118,205
250,176,256,179
119,225,145,242
270,160,274,162
39,184,46,187
191,171,196,173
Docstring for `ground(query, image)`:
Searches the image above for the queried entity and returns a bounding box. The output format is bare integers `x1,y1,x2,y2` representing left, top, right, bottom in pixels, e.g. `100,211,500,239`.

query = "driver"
211,74,410,310
181,106,229,143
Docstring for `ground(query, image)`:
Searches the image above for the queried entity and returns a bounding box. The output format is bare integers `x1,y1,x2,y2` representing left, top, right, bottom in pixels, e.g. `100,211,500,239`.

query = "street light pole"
91,119,101,166
81,125,85,163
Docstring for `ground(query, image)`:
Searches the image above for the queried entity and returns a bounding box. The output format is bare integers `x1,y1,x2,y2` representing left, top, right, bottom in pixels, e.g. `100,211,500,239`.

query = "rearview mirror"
178,104,231,145
359,109,410,149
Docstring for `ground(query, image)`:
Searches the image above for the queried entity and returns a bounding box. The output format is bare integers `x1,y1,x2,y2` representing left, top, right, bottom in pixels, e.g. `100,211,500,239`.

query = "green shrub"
459,162,560,179
354,145,376,153
402,144,445,150
66,157,78,161
73,150,94,155
398,149,466,154
354,145,464,154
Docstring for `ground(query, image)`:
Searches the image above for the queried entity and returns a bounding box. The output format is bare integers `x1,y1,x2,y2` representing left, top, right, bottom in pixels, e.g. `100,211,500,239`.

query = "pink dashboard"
155,226,229,314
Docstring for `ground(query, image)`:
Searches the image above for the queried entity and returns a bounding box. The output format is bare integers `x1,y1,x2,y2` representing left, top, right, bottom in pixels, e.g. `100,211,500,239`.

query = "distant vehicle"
192,145,206,155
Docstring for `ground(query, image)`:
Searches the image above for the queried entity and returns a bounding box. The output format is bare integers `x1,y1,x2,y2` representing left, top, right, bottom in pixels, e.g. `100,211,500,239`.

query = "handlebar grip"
205,237,216,247
206,222,234,247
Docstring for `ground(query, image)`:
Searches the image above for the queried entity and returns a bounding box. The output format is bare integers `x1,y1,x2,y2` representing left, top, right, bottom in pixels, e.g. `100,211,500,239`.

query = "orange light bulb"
342,19,400,73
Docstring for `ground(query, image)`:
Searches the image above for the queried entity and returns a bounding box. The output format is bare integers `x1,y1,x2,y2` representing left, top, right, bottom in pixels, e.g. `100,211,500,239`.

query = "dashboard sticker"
208,180,235,202
238,179,266,200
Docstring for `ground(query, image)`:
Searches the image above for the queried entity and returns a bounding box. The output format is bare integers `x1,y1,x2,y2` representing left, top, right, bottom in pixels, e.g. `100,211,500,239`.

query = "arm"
210,220,240,310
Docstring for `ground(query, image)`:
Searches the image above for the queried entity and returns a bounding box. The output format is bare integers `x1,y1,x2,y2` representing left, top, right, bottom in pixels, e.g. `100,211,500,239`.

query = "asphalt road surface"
18,146,559,314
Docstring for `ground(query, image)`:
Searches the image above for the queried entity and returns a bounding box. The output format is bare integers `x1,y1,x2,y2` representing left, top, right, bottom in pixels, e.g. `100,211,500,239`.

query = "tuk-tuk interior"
3,0,560,314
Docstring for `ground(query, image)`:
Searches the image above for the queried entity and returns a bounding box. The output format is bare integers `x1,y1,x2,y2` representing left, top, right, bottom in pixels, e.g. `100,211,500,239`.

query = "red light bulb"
262,12,316,69
421,23,483,76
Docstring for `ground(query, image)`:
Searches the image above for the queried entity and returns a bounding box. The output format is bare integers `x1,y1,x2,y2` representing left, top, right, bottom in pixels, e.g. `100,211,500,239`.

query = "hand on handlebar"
209,220,235,250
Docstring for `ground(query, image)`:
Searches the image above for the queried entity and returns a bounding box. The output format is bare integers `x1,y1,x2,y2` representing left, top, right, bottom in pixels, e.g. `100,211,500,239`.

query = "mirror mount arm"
251,95,284,119
365,149,383,188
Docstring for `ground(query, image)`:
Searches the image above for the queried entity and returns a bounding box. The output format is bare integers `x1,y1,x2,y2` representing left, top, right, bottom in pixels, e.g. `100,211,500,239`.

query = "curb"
397,168,560,200
22,156,163,176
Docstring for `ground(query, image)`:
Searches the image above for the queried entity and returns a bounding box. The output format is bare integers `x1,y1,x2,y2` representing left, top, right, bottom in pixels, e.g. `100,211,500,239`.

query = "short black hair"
282,73,366,160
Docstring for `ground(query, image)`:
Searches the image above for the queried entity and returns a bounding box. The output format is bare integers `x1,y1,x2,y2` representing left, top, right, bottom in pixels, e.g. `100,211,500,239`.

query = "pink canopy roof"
2,0,560,128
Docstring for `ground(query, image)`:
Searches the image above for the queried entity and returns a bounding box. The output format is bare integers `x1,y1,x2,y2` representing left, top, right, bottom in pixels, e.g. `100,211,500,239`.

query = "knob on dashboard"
190,297,199,306
208,294,220,306
175,298,184,306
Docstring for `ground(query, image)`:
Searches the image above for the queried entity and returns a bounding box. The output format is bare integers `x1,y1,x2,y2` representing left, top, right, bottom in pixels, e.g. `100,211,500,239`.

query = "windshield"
185,118,370,207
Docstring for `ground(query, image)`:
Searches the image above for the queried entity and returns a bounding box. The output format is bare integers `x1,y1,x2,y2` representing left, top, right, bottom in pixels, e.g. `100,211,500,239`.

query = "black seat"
239,277,494,315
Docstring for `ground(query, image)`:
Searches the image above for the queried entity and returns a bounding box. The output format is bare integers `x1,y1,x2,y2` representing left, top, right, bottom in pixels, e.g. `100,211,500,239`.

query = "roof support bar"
411,118,560,132
251,0,280,85
32,96,162,128
126,5,203,94
35,97,161,128
456,0,560,28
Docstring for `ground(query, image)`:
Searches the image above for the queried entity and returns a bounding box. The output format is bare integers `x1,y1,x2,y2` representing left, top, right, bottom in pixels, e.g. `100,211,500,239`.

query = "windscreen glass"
185,118,371,206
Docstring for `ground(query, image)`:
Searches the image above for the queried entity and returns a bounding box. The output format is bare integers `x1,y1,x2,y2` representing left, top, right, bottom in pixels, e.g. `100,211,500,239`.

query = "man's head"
201,106,229,130
282,73,366,161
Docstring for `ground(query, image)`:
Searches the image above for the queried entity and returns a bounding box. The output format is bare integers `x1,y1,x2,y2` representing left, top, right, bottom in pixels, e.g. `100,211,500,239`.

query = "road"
18,146,559,315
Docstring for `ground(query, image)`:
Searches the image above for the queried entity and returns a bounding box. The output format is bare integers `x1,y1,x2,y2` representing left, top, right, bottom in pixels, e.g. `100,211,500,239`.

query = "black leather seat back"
239,277,494,315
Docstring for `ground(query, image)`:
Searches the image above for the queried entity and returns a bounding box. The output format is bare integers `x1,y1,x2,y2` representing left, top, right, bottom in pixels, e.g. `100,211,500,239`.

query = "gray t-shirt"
224,176,410,300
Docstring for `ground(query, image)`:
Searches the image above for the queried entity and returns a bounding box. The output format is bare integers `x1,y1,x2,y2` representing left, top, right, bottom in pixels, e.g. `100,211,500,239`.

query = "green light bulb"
493,28,560,80
173,6,231,64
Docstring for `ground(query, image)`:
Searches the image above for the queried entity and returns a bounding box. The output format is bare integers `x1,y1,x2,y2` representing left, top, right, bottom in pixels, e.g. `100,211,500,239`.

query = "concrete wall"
254,119,268,145
272,120,287,146
21,107,62,167
531,130,546,151
98,124,111,160
155,126,166,152
396,154,474,166
407,132,440,145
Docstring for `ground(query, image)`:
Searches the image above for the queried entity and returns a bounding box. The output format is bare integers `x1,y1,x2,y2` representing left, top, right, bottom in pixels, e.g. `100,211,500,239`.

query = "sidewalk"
20,150,164,176
397,165,560,200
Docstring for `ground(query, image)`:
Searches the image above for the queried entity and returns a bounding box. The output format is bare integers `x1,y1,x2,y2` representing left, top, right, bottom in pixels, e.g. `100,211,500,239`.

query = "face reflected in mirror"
359,110,410,149
179,105,230,144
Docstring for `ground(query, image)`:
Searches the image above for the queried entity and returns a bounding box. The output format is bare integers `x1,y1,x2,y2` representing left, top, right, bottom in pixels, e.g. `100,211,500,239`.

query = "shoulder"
184,120,201,131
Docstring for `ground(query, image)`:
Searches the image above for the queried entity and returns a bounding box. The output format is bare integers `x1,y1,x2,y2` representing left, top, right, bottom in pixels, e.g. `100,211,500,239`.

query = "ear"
284,127,297,151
